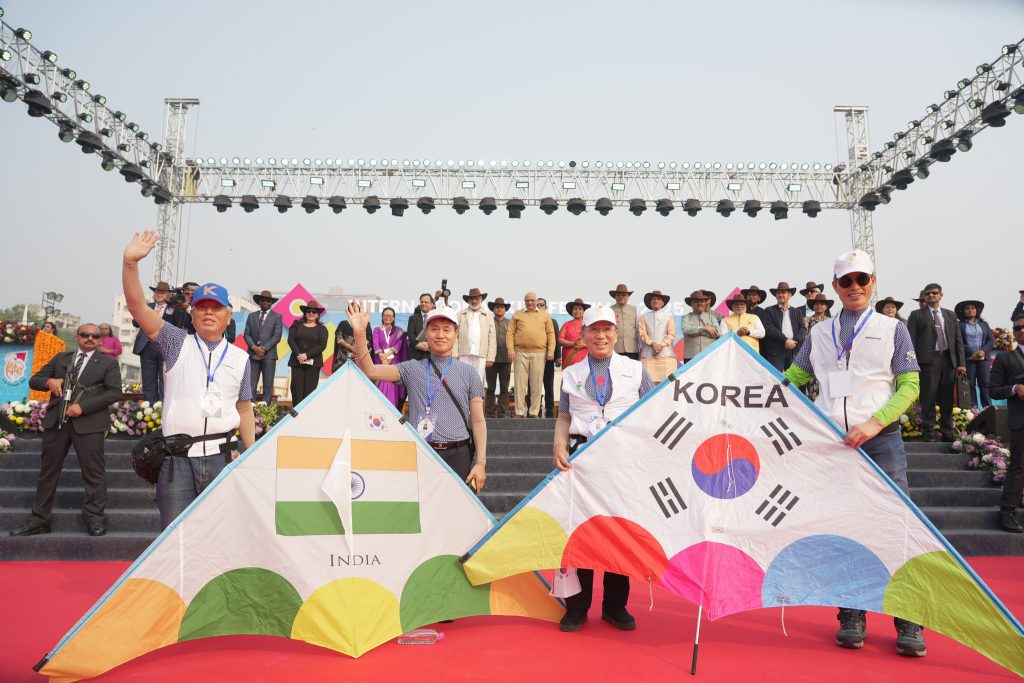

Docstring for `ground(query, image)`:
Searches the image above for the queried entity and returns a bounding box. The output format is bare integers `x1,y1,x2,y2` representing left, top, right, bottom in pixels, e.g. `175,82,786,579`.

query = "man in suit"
1012,290,1024,323
800,281,825,317
907,283,967,441
244,290,284,402
132,281,188,402
406,293,434,361
761,281,807,371
991,315,1024,532
10,324,122,537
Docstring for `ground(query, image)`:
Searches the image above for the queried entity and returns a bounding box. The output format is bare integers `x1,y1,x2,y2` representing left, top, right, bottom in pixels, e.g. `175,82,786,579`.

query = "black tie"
72,352,86,381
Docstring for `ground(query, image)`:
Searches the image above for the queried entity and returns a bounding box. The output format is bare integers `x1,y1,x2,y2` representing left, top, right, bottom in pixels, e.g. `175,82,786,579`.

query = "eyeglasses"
78,333,101,339
924,290,941,296
537,303,547,308
1014,325,1024,332
836,273,871,289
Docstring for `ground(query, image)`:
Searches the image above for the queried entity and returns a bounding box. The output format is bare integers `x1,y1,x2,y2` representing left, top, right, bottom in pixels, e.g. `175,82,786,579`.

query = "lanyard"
588,356,609,410
425,356,453,414
382,326,394,348
831,309,873,362
194,335,229,383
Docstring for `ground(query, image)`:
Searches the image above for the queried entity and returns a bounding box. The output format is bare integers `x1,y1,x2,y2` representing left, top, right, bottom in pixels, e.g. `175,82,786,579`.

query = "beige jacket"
453,308,497,362
507,309,556,355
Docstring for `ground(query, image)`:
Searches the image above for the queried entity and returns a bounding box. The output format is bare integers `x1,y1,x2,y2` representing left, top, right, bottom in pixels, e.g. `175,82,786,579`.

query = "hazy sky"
2,0,1022,326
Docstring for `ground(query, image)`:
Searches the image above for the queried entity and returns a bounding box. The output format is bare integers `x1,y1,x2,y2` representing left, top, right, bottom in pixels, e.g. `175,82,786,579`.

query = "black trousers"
485,362,511,416
32,424,106,525
1002,428,1024,509
543,359,556,417
565,568,630,612
920,355,955,435
250,356,276,402
140,344,164,402
436,443,473,481
620,352,639,361
290,365,320,405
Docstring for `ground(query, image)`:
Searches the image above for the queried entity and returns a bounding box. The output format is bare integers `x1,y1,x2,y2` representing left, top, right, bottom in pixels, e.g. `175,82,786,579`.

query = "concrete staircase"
2,422,1020,560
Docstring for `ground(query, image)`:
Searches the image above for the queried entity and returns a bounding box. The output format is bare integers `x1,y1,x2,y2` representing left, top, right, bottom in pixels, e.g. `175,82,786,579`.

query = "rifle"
57,353,79,428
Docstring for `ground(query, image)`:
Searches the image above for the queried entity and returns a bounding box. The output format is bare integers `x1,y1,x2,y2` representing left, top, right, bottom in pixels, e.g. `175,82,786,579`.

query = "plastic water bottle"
397,628,444,645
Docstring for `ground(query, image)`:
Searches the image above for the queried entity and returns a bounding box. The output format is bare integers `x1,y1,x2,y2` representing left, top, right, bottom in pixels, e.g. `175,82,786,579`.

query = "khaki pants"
514,350,545,417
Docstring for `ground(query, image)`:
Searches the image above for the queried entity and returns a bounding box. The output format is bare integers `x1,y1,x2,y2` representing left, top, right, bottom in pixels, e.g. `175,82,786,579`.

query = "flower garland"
109,400,162,436
992,327,1015,353
900,403,979,439
958,431,1011,484
0,400,46,432
0,428,16,453
254,401,284,436
1,321,39,345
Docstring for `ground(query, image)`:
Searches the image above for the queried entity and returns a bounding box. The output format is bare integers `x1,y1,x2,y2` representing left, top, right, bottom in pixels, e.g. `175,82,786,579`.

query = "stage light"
23,90,51,117
956,129,974,152
57,122,74,143
890,168,915,190
50,90,67,103
116,143,130,153
79,112,93,123
925,104,940,115
968,99,984,110
595,197,612,216
120,163,144,183
240,195,259,212
858,192,880,211
274,195,293,213
944,90,957,101
100,153,116,172
914,159,932,179
23,72,40,85
656,198,674,216
976,63,992,76
628,198,646,216
981,102,1010,127
726,182,742,191
261,179,276,189
452,196,469,214
76,130,102,153
92,94,106,105
73,79,90,91
742,199,761,217
153,186,172,205
213,194,232,212
957,78,971,90
113,110,126,122
479,197,497,215
0,77,17,103
716,199,735,217
769,201,788,220
14,28,31,40
153,143,163,153
1014,89,1024,115
567,198,586,215
41,50,58,64
297,195,318,213
328,196,347,214
140,182,154,198
0,49,9,61
683,198,702,217
127,122,140,133
357,196,380,214
416,197,435,214
928,138,957,162
540,197,558,215
802,200,821,218
506,198,525,219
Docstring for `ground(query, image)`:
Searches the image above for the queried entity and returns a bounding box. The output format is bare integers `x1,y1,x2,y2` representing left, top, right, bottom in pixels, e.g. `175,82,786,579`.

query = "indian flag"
275,436,421,536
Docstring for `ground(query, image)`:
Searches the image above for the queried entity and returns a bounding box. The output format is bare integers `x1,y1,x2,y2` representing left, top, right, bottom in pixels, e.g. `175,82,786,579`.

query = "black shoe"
940,433,956,443
87,523,107,537
9,520,51,537
895,619,927,657
559,609,588,632
920,433,936,443
836,608,866,649
601,607,637,631
1001,507,1024,533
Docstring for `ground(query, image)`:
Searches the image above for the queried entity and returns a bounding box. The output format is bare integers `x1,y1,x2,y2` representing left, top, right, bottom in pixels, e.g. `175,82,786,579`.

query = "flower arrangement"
109,400,162,436
958,431,1011,484
121,382,143,394
901,403,979,439
1,321,39,345
992,327,1015,353
1,400,47,432
0,428,15,453
254,401,285,436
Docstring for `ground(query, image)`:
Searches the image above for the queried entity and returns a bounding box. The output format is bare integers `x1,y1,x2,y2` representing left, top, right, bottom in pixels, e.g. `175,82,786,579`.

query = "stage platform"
3,558,1023,682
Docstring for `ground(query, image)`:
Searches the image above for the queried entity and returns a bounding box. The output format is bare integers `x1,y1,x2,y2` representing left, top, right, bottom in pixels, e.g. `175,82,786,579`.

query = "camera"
168,287,187,308
440,278,450,299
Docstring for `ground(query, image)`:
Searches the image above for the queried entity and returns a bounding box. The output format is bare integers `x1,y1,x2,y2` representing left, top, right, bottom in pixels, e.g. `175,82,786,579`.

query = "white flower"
143,407,153,416
140,401,150,409
0,438,9,450
153,401,162,409
1000,448,1010,457
982,453,993,463
899,414,909,424
136,411,144,419
112,420,127,432
973,433,985,443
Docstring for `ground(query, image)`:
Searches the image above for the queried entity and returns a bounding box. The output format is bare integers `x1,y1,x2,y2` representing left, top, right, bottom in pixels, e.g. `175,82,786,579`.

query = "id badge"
417,416,435,438
828,371,853,399
201,388,224,418
589,415,607,435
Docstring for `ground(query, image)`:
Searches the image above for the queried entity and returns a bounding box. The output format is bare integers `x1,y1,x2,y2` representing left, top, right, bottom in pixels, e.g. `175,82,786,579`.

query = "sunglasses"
924,290,941,296
836,273,871,288
78,333,101,339
1014,325,1024,332
537,303,547,308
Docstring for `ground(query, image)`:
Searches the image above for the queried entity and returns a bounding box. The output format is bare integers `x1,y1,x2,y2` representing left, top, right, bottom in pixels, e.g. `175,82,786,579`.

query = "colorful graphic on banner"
38,364,561,681
462,334,1024,676
0,345,33,403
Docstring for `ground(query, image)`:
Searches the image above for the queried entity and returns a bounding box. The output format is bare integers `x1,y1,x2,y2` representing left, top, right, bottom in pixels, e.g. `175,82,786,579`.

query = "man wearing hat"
486,298,513,417
131,280,189,402
741,285,768,317
990,314,1024,532
681,290,721,363
907,283,966,442
121,231,255,529
244,291,284,402
719,295,765,351
956,300,994,409
609,284,640,360
783,249,926,657
454,288,497,384
553,304,654,633
800,281,825,318
916,290,928,310
761,282,807,371
1013,291,1024,323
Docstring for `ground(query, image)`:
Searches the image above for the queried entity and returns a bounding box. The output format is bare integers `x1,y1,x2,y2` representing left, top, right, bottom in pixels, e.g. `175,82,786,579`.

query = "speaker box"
966,406,1009,442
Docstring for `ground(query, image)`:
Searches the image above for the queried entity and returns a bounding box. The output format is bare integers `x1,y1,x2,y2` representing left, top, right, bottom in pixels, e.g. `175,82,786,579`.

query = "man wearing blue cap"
122,230,255,529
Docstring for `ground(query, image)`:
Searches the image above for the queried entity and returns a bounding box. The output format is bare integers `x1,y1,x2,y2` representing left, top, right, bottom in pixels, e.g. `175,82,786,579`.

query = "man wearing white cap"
552,304,654,633
783,249,925,658
346,301,487,493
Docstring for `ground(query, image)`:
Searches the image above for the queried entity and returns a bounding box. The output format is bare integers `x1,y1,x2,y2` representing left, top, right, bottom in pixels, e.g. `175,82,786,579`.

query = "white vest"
561,353,643,436
162,335,249,457
809,311,898,430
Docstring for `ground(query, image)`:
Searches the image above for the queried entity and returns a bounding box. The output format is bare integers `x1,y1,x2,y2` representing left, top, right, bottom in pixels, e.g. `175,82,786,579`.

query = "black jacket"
29,350,122,433
759,304,807,357
990,347,1024,432
287,322,329,369
907,307,966,367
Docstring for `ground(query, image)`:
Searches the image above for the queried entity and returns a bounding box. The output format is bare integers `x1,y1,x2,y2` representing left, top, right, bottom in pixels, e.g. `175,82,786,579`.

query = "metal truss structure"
2,6,1022,285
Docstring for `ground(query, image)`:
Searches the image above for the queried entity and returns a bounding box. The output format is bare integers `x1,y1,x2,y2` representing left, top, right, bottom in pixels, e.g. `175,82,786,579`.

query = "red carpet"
3,559,1023,682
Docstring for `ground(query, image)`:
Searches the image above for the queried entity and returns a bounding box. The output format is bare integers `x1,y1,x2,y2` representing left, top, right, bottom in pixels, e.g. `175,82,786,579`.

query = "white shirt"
467,308,482,356
780,305,793,339
73,350,95,380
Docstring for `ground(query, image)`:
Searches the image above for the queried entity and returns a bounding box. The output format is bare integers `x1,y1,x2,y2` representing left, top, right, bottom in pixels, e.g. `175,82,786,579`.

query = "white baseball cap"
583,304,617,327
425,306,459,326
833,249,875,279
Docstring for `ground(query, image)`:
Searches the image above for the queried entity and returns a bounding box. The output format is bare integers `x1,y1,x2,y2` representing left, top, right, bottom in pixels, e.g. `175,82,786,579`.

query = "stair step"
909,487,1001,507
938,530,1024,557
0,486,156,509
484,472,552,493
921,507,1001,530
905,452,969,469
0,468,149,488
0,532,156,561
906,470,994,487
903,441,954,453
0,508,161,533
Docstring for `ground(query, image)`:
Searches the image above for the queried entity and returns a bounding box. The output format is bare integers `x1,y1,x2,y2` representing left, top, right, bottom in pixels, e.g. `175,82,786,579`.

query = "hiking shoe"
559,609,588,632
836,608,866,649
895,619,927,657
601,607,637,631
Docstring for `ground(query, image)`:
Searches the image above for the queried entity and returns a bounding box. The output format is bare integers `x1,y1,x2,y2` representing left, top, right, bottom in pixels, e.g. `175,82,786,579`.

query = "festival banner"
0,344,34,404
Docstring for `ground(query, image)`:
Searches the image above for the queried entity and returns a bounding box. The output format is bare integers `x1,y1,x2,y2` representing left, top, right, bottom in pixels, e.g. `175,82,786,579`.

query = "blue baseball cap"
191,283,231,308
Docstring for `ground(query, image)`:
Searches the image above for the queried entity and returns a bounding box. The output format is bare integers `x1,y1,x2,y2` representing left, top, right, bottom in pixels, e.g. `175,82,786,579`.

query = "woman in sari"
372,307,408,408
557,298,591,369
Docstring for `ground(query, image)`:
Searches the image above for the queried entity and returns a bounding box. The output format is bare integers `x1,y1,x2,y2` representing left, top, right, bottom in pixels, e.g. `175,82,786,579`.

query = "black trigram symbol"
760,417,802,455
755,484,799,527
650,477,687,519
653,411,693,450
